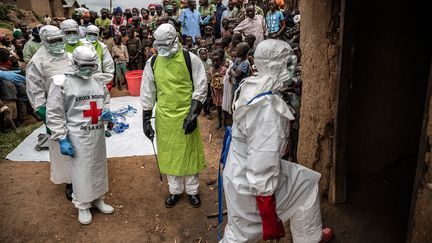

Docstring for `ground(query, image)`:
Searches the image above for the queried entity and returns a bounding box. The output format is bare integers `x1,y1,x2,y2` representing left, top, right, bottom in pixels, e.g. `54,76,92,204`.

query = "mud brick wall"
297,0,340,194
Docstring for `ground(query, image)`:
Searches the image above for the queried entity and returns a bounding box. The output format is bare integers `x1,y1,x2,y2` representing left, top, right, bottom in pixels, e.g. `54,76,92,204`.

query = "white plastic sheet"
6,96,156,162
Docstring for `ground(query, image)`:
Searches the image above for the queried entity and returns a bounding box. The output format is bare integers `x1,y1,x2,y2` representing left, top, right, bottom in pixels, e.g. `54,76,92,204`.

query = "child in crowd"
203,26,214,40
119,25,129,44
227,24,235,36
195,36,202,45
206,37,214,53
209,49,227,129
112,35,129,90
198,48,213,120
184,36,194,51
198,38,207,49
221,18,230,37
102,29,114,54
221,48,235,125
126,29,143,70
245,34,256,56
144,36,157,59
229,42,250,98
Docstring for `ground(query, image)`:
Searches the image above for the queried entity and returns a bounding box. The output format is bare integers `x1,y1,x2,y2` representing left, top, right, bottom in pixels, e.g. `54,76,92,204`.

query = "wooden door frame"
406,61,432,242
329,0,355,204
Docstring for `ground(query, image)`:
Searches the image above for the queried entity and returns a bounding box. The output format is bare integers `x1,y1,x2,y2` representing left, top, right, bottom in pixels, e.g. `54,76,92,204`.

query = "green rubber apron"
153,50,206,176
93,41,104,63
65,40,83,53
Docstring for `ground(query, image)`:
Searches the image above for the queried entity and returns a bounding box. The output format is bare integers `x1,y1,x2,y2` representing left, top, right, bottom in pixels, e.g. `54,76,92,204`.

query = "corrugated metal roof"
63,0,80,8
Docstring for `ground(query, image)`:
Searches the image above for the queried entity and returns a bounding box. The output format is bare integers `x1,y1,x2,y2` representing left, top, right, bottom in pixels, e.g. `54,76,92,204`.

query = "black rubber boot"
188,194,201,208
65,183,73,201
165,194,181,208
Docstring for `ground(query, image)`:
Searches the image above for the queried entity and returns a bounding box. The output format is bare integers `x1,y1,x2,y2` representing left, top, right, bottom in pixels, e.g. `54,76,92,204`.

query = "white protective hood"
234,39,296,121
153,23,179,57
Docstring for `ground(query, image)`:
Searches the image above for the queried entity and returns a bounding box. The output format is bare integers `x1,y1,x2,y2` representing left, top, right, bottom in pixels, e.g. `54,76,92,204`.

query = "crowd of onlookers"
0,0,301,158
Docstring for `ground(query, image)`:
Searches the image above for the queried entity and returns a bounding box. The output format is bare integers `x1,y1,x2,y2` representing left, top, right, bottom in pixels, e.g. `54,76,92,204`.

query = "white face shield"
153,23,179,57
86,32,98,43
86,25,100,44
46,35,66,55
153,37,179,57
253,39,297,89
60,19,80,45
72,46,99,79
39,25,66,56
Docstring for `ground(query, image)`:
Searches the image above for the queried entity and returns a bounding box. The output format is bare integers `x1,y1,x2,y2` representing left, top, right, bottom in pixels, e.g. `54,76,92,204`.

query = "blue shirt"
266,10,284,34
178,8,202,42
232,58,250,96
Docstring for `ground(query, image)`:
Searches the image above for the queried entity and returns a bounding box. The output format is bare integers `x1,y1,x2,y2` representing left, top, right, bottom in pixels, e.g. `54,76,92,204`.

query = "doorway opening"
326,1,431,242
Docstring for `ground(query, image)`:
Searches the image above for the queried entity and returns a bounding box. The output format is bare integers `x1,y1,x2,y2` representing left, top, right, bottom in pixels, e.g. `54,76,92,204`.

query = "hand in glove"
0,70,25,84
256,194,285,241
36,106,47,123
183,99,203,135
58,137,75,157
142,110,155,140
101,109,112,122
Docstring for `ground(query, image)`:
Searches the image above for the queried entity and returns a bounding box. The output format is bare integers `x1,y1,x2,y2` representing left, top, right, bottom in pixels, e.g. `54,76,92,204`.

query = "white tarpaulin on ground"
6,96,156,162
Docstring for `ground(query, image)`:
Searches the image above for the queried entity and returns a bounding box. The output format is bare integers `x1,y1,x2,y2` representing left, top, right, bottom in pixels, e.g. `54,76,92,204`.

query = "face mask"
47,42,65,55
65,34,79,44
157,46,172,57
87,35,98,44
77,67,94,79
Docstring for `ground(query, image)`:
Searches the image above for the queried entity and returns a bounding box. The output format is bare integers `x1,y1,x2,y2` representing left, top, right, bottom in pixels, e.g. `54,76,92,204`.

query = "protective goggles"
153,37,177,49
64,29,79,35
87,32,98,37
45,35,64,44
74,61,98,71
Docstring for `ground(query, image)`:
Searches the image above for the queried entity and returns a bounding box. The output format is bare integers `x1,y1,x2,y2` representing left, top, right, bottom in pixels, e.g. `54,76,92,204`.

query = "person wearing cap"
25,25,74,201
23,27,42,63
46,45,114,225
140,24,207,208
111,7,127,36
165,5,179,28
60,19,84,53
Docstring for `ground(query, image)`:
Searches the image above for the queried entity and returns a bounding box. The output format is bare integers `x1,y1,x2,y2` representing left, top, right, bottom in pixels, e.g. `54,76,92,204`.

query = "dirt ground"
0,88,295,242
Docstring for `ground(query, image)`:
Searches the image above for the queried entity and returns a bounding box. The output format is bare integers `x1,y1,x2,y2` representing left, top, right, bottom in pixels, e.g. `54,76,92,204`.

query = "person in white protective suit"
25,25,74,201
140,24,208,208
60,19,84,53
85,25,115,76
85,25,115,137
220,39,334,243
46,46,115,225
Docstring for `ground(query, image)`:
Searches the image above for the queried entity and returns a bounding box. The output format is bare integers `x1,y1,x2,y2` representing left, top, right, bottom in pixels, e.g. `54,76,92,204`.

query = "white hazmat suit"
140,24,207,207
85,25,115,76
46,46,114,225
25,25,72,184
221,39,325,243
